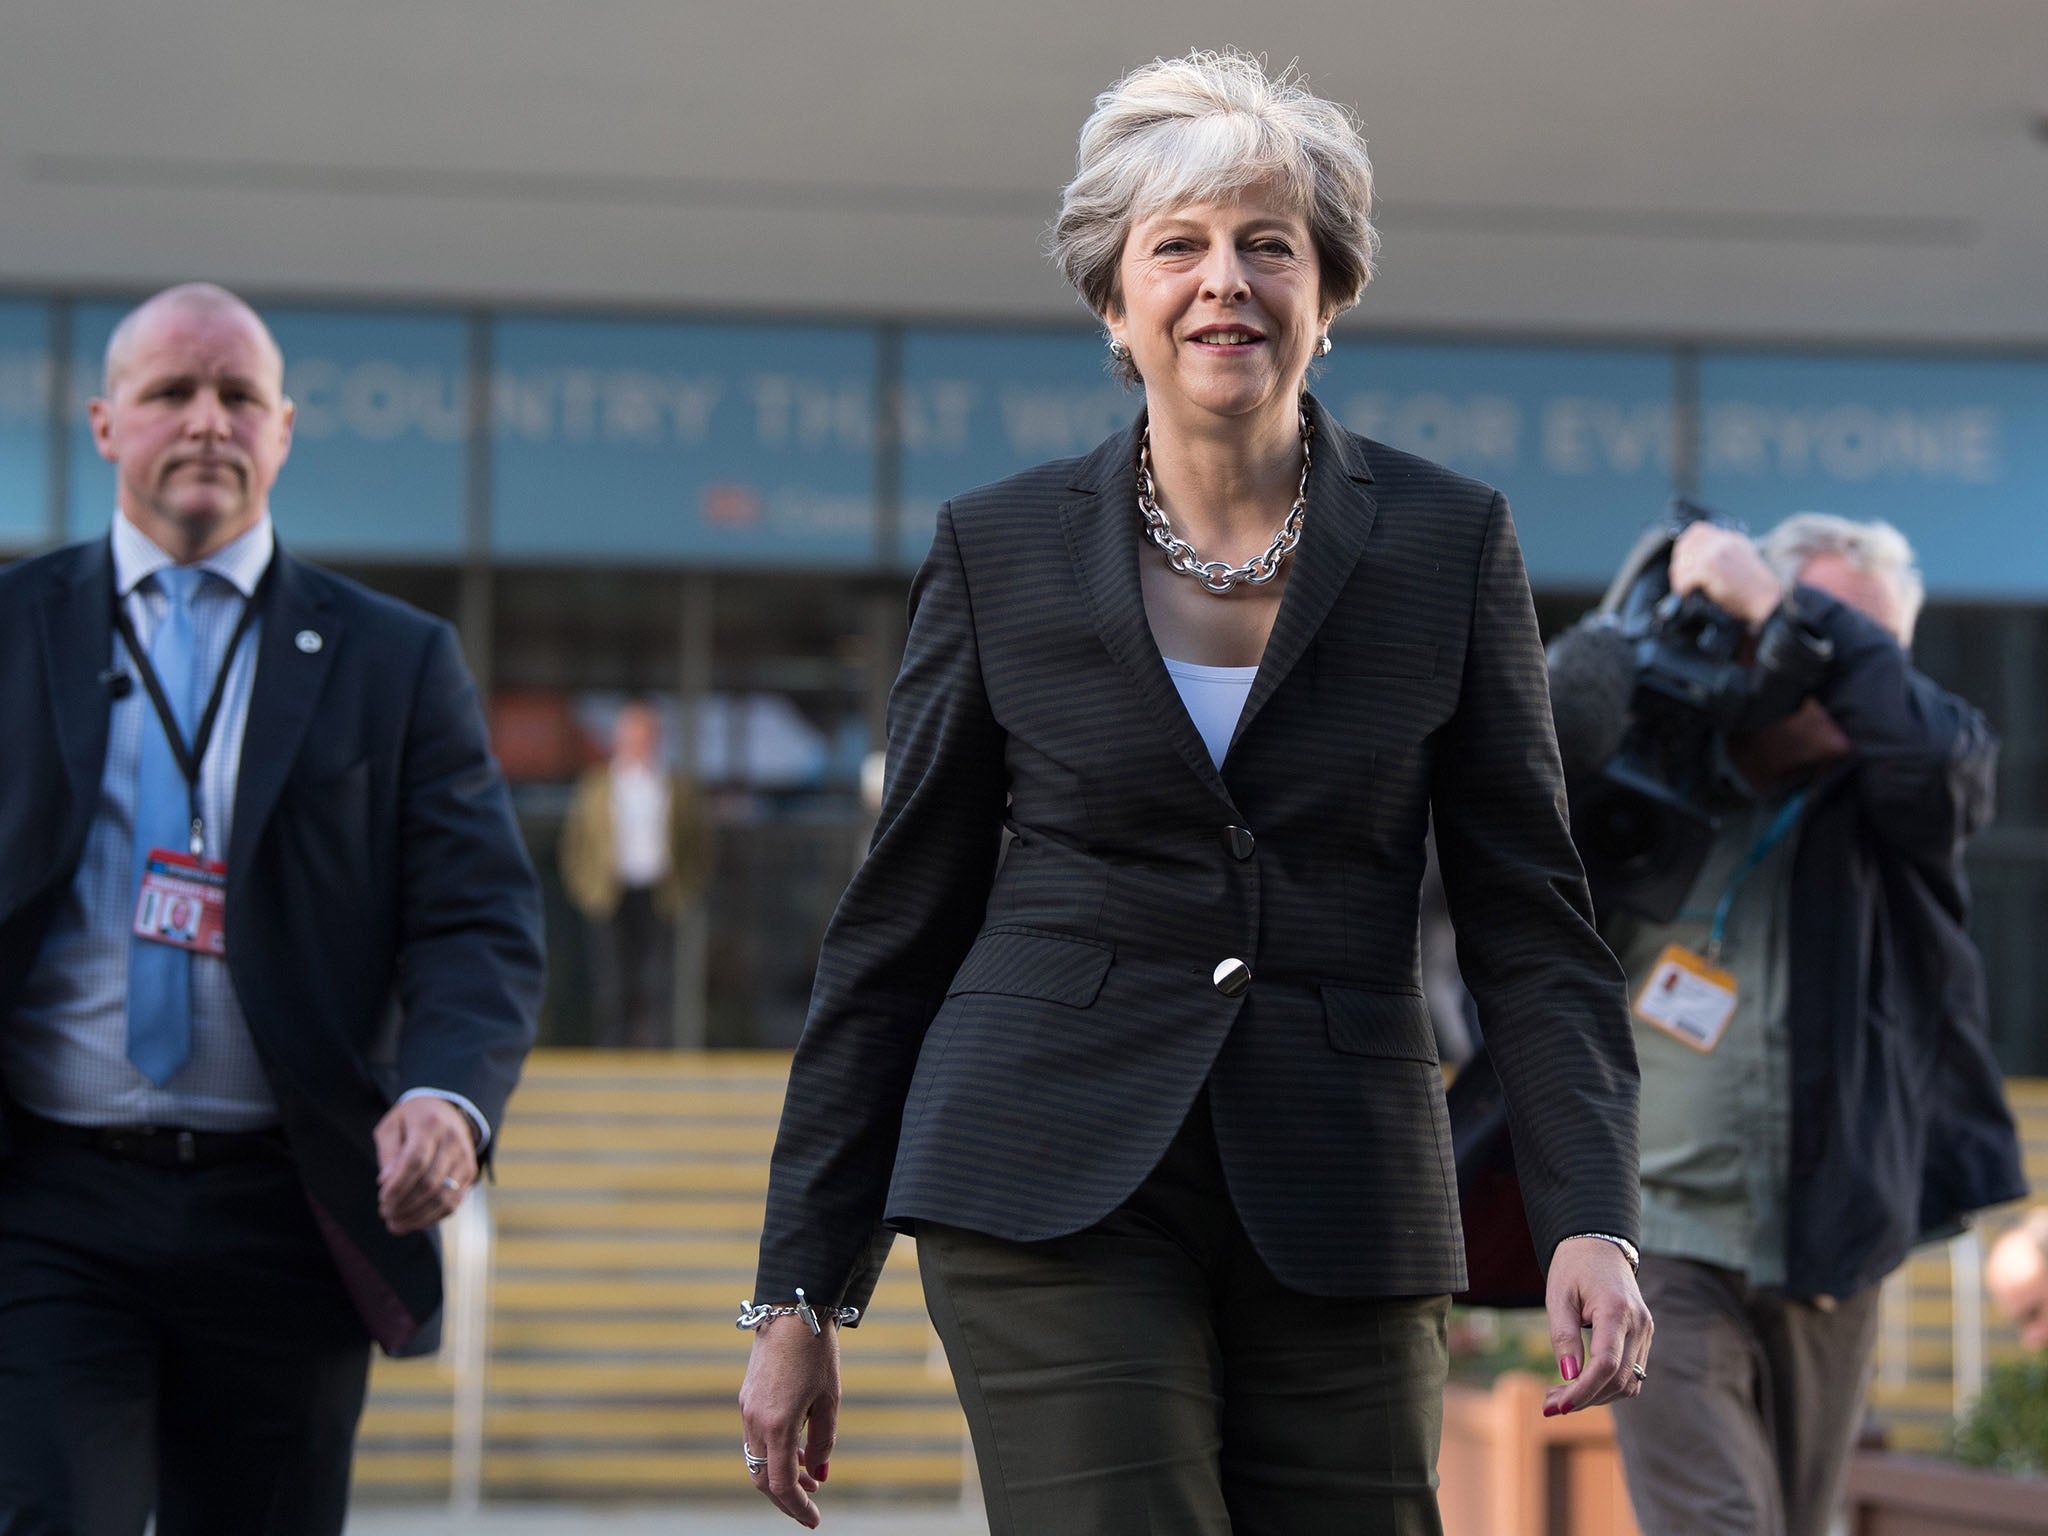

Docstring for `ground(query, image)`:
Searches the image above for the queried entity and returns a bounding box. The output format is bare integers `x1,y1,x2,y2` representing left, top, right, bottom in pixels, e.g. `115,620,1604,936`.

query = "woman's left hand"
1541,1237,1653,1416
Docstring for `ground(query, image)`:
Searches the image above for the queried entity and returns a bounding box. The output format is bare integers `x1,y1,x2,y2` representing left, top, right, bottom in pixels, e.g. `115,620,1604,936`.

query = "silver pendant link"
1137,412,1312,595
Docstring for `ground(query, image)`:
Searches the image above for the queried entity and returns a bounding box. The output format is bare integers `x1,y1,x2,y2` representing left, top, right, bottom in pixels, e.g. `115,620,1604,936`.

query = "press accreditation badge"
1633,943,1738,1053
133,849,228,956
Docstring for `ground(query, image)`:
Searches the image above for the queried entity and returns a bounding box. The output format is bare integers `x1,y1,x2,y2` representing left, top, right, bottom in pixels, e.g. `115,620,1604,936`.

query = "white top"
610,761,672,888
1162,658,1259,769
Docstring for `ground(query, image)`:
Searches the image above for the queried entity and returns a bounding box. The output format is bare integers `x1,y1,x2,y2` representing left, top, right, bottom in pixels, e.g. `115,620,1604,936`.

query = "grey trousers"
1610,1256,1881,1536
917,1094,1449,1536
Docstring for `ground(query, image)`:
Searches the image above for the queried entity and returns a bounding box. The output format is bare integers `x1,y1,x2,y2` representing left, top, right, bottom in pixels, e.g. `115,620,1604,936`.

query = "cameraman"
1603,515,2023,1536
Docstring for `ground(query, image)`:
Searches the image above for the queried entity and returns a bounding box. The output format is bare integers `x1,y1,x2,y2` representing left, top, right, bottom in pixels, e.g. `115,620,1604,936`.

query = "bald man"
0,285,543,1534
1988,1213,2048,1352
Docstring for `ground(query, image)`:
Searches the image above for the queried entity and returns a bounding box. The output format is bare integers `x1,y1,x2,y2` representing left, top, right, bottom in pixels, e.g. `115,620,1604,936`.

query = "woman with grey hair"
740,50,1649,1533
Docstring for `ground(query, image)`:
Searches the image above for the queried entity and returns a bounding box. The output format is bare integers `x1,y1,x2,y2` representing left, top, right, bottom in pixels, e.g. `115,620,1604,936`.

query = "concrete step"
354,1050,964,1501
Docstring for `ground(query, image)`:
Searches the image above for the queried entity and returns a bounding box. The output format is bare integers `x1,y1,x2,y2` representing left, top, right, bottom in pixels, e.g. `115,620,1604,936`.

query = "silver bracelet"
736,1287,861,1337
1560,1231,1641,1270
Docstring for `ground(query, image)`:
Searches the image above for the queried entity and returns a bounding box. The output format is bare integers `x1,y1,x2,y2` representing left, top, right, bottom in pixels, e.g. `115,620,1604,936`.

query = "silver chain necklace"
1136,412,1313,595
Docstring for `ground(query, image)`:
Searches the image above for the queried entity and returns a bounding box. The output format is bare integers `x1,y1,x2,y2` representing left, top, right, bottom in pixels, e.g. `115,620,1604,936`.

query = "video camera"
1547,499,1833,923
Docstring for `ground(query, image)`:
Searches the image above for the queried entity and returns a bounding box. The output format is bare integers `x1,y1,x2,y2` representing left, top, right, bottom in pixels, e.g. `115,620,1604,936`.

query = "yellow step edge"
499,1235,915,1267
488,1318,934,1351
523,1048,794,1077
360,1403,965,1439
1866,1381,1979,1410
356,1464,964,1494
496,1125,781,1154
495,1179,774,1204
495,1241,771,1271
496,1200,768,1232
506,1090,788,1119
485,1452,960,1485
487,1276,926,1311
479,1360,946,1394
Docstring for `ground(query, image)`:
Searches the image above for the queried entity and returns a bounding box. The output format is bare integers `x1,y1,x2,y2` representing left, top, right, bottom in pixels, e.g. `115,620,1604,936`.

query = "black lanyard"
111,568,268,861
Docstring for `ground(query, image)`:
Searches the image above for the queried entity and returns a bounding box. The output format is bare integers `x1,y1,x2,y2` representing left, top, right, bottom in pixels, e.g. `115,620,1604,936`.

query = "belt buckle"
176,1130,197,1166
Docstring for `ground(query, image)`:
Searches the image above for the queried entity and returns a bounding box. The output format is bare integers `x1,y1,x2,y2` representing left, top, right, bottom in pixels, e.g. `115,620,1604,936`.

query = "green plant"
1950,1356,2048,1476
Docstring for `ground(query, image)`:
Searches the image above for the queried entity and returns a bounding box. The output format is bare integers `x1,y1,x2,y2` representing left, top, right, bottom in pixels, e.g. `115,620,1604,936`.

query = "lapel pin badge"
294,630,324,654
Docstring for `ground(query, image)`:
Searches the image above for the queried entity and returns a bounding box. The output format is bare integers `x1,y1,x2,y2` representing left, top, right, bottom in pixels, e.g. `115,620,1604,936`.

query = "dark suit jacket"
0,537,544,1356
756,396,1640,1315
1778,591,2024,1298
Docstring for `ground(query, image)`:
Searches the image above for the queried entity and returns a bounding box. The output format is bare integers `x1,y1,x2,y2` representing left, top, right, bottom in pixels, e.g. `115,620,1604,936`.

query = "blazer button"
1223,825,1256,860
1212,958,1252,997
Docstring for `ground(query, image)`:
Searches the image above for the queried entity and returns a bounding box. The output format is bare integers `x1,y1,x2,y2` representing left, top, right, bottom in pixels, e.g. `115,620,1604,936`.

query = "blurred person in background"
1987,1210,2048,1351
0,283,544,1535
559,700,710,1048
739,50,1648,1535
1594,514,2024,1536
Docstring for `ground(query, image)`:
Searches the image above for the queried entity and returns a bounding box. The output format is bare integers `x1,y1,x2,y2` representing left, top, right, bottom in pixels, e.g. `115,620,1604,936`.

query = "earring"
1315,334,1333,358
1108,338,1131,362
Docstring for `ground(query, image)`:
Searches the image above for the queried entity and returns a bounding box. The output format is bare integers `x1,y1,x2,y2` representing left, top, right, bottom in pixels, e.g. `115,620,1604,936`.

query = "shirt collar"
112,511,276,600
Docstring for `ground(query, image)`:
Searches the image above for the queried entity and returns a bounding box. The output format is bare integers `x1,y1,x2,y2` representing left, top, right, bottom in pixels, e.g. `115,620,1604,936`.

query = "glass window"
1915,605,2048,1073
481,565,897,1050
702,572,897,1048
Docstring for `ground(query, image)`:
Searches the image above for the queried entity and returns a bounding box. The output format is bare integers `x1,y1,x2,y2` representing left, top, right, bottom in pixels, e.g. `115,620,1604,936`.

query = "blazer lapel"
1228,395,1378,754
230,549,341,879
37,541,117,822
1060,417,1240,810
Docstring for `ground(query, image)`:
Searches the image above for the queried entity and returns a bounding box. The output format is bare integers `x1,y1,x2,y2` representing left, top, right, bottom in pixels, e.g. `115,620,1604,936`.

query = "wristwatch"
1562,1231,1641,1270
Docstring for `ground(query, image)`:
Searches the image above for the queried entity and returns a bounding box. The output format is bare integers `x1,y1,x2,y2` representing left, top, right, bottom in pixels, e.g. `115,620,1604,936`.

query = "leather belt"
13,1109,284,1170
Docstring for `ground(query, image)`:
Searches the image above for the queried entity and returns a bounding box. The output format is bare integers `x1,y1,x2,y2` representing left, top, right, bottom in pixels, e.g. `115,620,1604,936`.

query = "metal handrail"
1950,1225,1986,1418
439,1182,495,1515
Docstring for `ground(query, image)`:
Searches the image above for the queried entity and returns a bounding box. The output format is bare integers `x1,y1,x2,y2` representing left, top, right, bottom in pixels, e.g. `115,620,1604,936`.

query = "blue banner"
898,330,1132,565
492,316,878,565
898,331,1678,587
1698,353,2048,598
1317,342,1679,589
66,304,470,556
18,298,2047,597
0,301,52,550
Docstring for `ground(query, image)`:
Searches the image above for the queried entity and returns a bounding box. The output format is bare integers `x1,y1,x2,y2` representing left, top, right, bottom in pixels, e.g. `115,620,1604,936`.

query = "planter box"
1438,1371,1641,1536
1844,1451,2048,1536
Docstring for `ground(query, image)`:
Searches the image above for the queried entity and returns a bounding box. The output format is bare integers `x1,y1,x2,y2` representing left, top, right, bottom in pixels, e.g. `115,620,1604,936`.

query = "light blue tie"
126,564,205,1085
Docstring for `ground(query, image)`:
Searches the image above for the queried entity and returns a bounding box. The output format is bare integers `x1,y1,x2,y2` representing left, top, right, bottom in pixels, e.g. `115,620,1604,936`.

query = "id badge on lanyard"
114,574,262,957
1634,944,1739,1052
135,849,229,954
1631,791,1806,1056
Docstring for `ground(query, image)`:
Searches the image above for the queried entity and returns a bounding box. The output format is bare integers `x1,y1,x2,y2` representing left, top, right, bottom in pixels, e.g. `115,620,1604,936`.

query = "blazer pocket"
946,927,1113,1009
287,755,371,806
1318,641,1439,679
277,757,376,893
1322,986,1440,1063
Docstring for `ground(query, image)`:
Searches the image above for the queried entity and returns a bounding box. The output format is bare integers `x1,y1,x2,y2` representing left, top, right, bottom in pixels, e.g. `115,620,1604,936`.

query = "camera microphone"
97,668,134,700
1545,620,1635,782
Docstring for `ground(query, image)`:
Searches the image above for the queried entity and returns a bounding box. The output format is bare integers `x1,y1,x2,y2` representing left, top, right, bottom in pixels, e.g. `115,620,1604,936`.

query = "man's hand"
372,1097,479,1235
739,1317,842,1528
1668,523,1783,629
1542,1237,1654,1416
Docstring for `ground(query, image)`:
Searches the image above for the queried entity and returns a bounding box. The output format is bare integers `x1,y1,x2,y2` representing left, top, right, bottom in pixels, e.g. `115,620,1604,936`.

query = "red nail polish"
816,1463,829,1482
1561,1356,1581,1382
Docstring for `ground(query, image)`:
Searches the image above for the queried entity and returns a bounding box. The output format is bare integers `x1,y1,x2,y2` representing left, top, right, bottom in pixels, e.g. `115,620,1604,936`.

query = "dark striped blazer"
755,394,1640,1312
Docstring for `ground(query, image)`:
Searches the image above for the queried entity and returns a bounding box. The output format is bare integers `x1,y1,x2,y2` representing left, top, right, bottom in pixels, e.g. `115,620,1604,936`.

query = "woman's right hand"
738,1317,843,1528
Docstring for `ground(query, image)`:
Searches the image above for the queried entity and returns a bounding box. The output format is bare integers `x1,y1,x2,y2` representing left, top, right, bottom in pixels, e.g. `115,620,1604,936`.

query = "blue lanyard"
1703,792,1807,962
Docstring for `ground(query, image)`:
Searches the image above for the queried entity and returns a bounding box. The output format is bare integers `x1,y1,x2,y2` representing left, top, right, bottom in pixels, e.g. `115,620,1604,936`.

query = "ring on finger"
743,1442,768,1475
441,1175,461,1192
1630,1362,1648,1382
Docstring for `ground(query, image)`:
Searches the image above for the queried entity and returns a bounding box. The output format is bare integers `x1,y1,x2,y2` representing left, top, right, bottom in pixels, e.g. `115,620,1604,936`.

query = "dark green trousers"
917,1094,1449,1536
